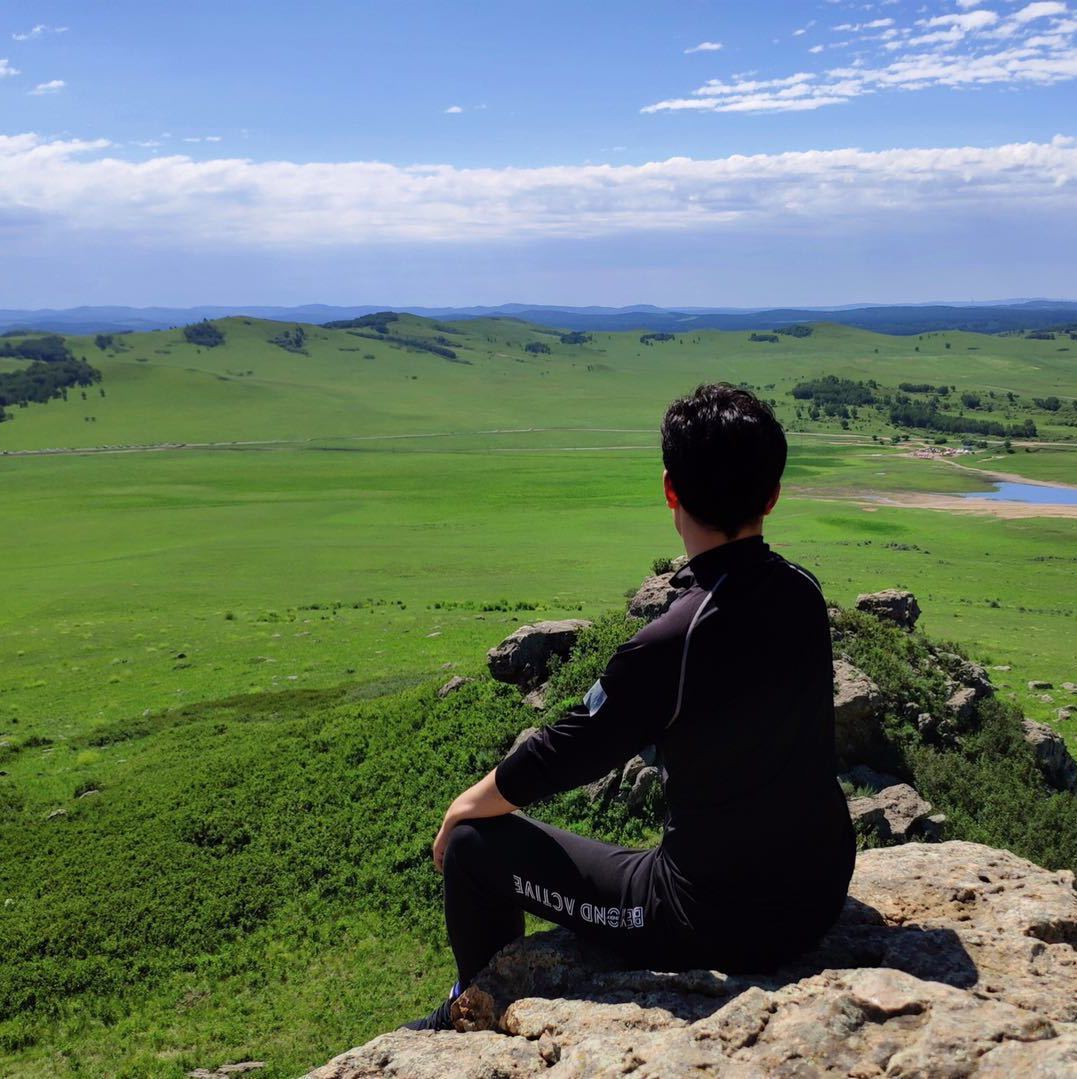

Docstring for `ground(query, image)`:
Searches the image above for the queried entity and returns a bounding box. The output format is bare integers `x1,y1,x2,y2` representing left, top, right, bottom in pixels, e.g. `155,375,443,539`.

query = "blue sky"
2,0,1075,306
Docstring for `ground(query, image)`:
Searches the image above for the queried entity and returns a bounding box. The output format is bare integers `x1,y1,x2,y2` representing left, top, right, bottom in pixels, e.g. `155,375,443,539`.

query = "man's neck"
682,526,763,562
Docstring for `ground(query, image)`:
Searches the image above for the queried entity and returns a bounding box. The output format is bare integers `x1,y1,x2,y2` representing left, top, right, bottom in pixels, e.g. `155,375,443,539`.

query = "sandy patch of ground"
788,486,1077,519
942,459,1077,490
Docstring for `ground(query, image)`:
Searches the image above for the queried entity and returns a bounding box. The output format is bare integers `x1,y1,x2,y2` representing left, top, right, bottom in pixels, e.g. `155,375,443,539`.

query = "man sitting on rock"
403,382,857,1031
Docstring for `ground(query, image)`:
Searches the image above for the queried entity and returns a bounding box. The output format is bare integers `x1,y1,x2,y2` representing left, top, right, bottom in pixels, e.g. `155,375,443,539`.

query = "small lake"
959,481,1077,505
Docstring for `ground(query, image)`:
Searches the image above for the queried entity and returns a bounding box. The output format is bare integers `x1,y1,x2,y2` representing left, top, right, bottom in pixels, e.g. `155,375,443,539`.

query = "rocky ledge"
305,840,1077,1078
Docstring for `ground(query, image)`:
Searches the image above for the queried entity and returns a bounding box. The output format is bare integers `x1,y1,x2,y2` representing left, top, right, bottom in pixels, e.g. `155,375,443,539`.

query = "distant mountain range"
2,300,1076,337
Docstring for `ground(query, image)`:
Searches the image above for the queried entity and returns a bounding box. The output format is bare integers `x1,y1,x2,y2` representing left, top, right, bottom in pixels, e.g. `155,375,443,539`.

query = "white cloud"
444,104,464,114
644,3,1077,114
684,41,723,54
29,79,65,95
955,1,983,8
0,132,1073,248
0,58,20,77
835,18,896,31
920,11,999,31
1013,2,1068,23
12,24,68,41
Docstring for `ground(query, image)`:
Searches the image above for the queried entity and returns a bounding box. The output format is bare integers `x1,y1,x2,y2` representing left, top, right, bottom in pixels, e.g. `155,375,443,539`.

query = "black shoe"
399,994,457,1032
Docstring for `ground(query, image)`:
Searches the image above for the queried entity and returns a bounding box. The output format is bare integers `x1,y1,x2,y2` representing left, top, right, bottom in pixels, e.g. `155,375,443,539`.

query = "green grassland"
1,314,1075,1076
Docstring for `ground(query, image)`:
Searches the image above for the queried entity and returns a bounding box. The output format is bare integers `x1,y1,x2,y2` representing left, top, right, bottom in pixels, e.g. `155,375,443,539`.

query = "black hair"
660,382,787,537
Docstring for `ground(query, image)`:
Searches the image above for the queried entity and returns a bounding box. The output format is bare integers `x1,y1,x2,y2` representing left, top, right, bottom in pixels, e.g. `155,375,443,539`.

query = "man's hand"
432,812,457,874
431,769,518,873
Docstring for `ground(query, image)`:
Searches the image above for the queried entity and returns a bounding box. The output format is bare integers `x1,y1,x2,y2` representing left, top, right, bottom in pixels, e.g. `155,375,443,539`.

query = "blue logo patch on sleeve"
583,678,607,716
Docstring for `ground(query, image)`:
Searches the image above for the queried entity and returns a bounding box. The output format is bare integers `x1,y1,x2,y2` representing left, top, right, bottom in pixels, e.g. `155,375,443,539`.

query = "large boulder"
627,556,689,621
847,782,944,842
627,572,680,620
486,620,592,689
1022,717,1077,793
832,659,885,768
936,653,994,701
303,841,1077,1078
855,589,922,631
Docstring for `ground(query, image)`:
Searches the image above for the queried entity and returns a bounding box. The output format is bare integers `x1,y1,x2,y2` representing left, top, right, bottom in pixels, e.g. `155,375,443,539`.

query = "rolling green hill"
2,315,1074,451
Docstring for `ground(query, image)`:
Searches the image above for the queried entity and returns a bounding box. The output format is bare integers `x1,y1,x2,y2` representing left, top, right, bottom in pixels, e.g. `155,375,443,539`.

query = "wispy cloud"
29,79,65,95
1014,2,1068,23
0,132,1073,247
645,3,1077,114
444,104,464,114
684,41,723,54
0,58,20,77
12,24,68,41
834,18,895,31
920,11,998,32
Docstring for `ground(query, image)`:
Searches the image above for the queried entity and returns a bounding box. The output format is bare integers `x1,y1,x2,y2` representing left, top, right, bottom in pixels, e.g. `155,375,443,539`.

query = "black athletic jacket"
495,534,855,907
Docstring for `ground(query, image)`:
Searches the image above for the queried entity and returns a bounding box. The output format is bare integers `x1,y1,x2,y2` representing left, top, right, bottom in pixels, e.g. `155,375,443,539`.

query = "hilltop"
2,300,1077,336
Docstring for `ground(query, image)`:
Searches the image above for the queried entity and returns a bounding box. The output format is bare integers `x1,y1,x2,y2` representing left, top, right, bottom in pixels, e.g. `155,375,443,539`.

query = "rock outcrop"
831,659,884,768
628,575,679,621
487,619,592,690
305,841,1077,1078
437,675,472,698
847,782,944,842
1023,717,1077,793
627,556,688,620
855,588,922,631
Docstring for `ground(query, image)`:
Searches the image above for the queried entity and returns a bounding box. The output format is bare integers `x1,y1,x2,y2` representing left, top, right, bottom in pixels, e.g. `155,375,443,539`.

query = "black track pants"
441,811,847,988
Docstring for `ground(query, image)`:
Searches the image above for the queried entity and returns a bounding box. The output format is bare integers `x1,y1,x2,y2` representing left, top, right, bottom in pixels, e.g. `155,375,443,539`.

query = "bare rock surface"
302,841,1077,1078
847,782,942,842
486,620,592,689
1022,717,1077,793
832,659,884,767
855,588,922,630
436,675,471,698
628,572,681,621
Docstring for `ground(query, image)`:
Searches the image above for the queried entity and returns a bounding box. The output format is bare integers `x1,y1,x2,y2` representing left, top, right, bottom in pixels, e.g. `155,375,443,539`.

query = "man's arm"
493,630,676,808
431,770,517,873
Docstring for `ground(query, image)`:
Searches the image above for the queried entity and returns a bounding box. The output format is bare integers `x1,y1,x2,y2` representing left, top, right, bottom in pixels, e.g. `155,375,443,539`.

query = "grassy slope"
2,318,1074,452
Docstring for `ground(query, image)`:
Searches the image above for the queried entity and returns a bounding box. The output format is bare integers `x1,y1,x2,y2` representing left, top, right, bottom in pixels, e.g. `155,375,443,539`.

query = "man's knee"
443,817,500,874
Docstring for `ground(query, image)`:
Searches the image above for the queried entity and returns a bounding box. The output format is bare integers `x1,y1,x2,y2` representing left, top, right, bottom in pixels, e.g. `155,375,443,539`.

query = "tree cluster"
324,312,399,333
889,399,1037,438
0,335,72,364
182,321,225,348
791,375,877,405
899,382,949,395
0,358,102,421
269,327,307,354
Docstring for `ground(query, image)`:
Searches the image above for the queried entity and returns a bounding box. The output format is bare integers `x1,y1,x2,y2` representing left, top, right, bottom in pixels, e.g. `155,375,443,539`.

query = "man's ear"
763,480,781,516
662,469,679,509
